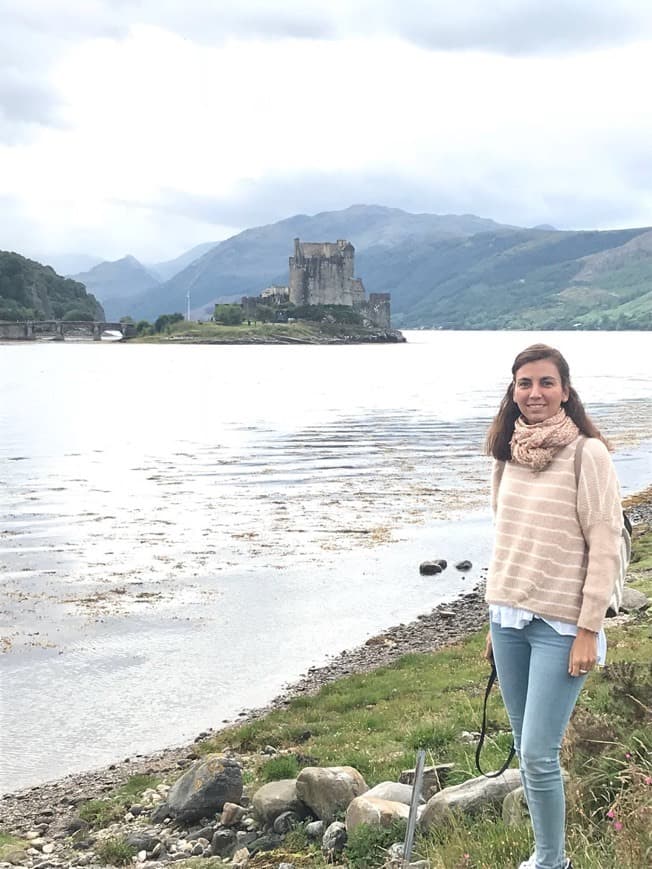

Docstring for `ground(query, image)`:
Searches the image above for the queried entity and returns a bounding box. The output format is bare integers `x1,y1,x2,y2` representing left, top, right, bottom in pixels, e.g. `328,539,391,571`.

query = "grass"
193,525,652,868
0,832,28,861
94,836,137,866
77,773,162,828
133,320,393,344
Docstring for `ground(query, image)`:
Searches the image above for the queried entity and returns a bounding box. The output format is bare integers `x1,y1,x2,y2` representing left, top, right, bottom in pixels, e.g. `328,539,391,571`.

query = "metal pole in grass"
402,749,425,868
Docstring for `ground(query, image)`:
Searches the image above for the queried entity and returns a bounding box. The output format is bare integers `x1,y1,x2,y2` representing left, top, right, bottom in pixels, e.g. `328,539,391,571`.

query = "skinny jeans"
490,618,586,869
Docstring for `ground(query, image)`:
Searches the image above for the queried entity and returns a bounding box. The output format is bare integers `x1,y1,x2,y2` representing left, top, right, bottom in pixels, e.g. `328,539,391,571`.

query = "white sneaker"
518,858,572,869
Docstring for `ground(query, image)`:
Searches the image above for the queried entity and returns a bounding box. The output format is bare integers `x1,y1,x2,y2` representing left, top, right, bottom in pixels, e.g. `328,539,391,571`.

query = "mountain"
97,204,652,328
71,255,161,318
363,226,652,329
126,205,514,320
0,251,104,321
149,241,220,282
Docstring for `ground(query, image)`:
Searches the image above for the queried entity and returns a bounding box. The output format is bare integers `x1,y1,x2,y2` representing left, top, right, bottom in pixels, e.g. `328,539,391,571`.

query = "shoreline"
1,493,650,834
0,580,489,831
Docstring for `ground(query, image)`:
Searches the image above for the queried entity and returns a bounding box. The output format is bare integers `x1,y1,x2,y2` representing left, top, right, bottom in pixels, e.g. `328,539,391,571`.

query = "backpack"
574,437,632,616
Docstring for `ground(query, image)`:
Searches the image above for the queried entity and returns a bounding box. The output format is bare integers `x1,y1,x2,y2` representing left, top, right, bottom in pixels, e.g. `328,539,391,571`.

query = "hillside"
361,226,652,329
71,255,161,318
0,251,104,321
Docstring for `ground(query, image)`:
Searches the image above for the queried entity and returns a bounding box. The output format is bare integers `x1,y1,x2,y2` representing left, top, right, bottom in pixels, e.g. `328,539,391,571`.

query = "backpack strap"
475,662,516,778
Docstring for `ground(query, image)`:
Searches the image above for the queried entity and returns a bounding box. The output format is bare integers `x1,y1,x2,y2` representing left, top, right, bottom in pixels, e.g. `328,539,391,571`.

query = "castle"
289,238,391,328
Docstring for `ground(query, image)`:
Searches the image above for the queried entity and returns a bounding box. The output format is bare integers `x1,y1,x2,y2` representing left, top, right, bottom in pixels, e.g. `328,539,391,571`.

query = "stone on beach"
296,766,368,822
345,795,411,831
252,779,309,825
163,754,243,823
419,768,522,829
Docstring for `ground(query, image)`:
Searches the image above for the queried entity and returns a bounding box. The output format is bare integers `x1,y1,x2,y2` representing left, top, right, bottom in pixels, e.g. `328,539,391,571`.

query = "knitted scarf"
510,408,580,471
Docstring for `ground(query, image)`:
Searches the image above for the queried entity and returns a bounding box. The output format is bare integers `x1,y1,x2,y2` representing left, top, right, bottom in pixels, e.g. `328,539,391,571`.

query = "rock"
166,754,243,823
420,769,522,829
231,846,250,868
188,825,215,841
248,833,283,854
419,561,443,576
191,842,204,856
211,829,237,858
221,802,246,827
252,779,309,824
278,864,295,869
619,587,650,613
321,821,347,856
455,560,472,570
236,831,258,848
399,764,454,797
126,832,161,852
263,745,278,755
150,802,171,822
305,820,324,839
345,796,411,831
151,842,168,859
273,811,300,834
296,766,367,822
364,782,416,805
129,804,143,817
42,844,55,855
502,786,529,826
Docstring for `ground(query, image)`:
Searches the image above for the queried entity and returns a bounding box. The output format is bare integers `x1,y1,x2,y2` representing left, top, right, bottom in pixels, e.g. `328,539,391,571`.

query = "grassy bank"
132,321,402,344
195,524,651,868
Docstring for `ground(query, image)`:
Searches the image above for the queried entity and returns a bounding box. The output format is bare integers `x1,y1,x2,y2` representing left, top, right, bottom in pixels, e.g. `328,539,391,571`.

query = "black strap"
475,662,516,778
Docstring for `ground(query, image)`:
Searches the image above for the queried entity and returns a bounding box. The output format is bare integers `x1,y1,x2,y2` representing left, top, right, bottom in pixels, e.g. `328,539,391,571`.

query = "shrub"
261,754,300,782
345,819,407,869
94,836,136,865
78,799,123,828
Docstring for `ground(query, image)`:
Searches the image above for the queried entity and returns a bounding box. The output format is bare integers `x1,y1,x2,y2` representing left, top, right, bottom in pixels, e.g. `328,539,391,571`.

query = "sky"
2,0,652,265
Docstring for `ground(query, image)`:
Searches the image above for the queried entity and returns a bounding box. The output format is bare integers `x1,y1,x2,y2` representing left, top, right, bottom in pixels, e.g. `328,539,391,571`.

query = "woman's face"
513,359,569,424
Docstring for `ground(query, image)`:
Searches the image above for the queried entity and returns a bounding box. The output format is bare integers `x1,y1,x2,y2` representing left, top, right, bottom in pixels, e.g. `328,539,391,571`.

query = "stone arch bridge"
0,321,137,341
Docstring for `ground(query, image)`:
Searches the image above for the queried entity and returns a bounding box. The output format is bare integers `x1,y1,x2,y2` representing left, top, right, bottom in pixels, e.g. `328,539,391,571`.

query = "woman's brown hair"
485,343,609,461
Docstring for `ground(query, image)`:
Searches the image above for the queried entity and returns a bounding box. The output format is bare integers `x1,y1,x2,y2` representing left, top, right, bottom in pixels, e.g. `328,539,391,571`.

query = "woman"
484,344,623,869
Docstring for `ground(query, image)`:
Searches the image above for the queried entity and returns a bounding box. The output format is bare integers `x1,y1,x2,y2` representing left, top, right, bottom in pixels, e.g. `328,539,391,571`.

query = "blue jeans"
490,618,586,869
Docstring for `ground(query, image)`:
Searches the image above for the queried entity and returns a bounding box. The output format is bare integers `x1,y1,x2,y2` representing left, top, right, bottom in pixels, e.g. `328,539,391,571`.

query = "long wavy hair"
485,344,609,461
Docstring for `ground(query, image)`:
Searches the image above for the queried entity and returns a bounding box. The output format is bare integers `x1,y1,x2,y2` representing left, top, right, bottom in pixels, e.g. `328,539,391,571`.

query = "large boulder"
166,755,243,823
420,769,522,829
252,779,309,825
345,796,411,832
619,587,650,613
296,766,368,822
364,782,416,805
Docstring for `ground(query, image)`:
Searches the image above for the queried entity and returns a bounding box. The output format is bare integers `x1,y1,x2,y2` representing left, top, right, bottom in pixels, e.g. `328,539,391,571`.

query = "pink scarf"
510,408,579,471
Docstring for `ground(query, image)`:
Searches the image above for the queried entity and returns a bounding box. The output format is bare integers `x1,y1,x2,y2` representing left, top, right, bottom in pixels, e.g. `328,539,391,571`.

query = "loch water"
0,330,650,792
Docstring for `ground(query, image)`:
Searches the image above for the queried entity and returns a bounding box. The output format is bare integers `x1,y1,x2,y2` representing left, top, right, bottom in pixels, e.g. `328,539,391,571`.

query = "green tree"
154,312,184,333
214,304,243,325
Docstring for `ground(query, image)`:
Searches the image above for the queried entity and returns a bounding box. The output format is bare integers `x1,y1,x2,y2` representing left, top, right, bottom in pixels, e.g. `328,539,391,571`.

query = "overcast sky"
2,0,652,263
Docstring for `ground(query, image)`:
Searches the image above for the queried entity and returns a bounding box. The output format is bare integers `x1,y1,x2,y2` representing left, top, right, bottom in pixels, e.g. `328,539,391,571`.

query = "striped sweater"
485,436,623,633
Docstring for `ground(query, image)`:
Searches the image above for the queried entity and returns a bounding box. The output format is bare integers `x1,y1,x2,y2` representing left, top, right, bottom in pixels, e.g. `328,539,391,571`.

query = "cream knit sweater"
485,436,623,633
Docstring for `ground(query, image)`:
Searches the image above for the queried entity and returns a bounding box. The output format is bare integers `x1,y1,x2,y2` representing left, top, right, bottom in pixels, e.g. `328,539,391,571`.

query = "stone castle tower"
289,238,366,307
287,238,391,329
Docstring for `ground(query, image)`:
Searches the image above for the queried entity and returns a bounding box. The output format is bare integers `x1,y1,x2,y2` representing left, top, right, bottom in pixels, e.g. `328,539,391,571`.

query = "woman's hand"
569,628,598,677
484,630,494,663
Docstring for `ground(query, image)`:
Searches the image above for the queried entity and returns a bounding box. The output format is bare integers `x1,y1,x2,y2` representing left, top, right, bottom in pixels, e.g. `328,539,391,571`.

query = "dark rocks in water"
455,560,472,571
435,559,447,570
419,561,442,575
